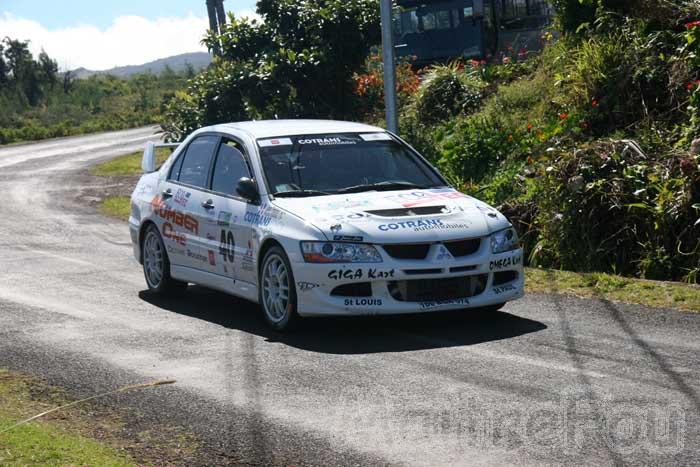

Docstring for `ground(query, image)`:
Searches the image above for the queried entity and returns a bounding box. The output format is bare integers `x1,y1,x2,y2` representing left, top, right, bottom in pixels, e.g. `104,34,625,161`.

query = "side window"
211,139,251,196
176,135,219,188
168,151,185,181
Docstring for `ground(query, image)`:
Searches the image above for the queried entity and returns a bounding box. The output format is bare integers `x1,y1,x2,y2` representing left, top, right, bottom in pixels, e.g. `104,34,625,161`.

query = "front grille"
444,238,481,257
388,274,488,302
365,206,446,217
331,282,372,297
382,243,431,260
382,238,481,260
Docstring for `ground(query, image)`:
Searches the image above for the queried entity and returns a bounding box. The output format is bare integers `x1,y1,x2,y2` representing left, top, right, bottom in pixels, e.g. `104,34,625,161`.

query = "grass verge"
100,196,131,221
0,369,135,466
90,148,171,177
526,268,700,312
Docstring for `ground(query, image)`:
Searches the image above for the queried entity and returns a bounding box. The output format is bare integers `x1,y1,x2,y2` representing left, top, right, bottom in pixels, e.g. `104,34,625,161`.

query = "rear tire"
142,224,188,295
259,246,299,332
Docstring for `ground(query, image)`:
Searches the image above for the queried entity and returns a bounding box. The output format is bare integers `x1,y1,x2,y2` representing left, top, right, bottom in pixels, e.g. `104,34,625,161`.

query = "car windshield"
257,133,446,197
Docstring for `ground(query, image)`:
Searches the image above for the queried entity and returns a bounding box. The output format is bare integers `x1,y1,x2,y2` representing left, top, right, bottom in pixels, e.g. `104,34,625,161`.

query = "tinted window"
211,140,251,196
177,135,219,188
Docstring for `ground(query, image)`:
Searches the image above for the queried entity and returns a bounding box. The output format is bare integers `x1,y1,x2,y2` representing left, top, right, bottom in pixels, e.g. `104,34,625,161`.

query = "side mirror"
236,177,259,203
142,142,156,173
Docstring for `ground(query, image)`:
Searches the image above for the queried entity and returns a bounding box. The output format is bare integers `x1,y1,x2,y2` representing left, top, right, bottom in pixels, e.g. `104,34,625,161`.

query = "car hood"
271,188,511,243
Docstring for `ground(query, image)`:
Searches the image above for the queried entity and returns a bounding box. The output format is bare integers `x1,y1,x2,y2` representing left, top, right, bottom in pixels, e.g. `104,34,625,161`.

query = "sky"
0,0,258,71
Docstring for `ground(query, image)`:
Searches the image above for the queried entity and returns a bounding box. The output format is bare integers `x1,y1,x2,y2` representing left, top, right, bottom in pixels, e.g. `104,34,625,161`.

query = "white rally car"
130,120,523,330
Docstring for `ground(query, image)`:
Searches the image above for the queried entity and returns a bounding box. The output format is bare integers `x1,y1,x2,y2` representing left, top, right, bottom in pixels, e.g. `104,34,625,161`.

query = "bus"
393,0,553,65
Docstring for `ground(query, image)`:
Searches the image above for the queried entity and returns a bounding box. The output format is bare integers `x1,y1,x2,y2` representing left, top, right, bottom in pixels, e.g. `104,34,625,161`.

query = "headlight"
491,227,520,254
301,241,382,263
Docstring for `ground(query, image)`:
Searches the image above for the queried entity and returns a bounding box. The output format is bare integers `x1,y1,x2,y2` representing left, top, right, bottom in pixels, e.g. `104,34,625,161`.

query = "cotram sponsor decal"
493,284,517,295
384,189,469,208
489,254,522,271
244,202,283,227
327,268,395,280
297,137,357,146
297,281,320,292
377,219,470,232
419,297,470,310
344,298,382,306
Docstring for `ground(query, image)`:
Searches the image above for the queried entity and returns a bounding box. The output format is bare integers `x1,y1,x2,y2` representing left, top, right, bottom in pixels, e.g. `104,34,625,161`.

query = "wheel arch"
138,220,158,264
257,237,285,278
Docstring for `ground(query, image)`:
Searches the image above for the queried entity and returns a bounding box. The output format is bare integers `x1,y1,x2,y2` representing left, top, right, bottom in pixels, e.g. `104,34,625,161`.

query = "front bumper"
129,218,142,264
293,247,524,317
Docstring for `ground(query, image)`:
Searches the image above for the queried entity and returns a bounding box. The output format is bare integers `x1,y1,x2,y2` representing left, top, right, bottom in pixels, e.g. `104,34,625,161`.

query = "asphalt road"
0,128,699,466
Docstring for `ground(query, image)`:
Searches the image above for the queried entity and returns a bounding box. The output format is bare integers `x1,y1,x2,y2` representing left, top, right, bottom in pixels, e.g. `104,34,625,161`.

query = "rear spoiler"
142,141,180,173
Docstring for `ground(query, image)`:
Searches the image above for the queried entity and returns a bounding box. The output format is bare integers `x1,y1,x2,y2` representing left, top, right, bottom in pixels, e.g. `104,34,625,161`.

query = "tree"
163,0,381,140
37,49,58,89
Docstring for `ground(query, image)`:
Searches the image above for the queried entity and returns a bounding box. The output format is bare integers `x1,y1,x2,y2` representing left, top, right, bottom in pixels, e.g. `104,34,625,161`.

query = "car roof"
204,119,386,139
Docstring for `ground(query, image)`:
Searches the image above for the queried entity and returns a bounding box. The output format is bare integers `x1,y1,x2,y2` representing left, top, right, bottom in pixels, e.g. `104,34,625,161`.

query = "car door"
158,134,219,271
203,138,256,284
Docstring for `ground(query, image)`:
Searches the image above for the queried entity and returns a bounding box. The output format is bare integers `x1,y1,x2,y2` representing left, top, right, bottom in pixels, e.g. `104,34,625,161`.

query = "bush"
526,140,700,282
412,63,486,125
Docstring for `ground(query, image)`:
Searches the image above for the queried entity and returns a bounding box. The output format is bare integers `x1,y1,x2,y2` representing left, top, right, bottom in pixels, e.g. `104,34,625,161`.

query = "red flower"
527,123,533,131
518,49,527,57
591,99,599,108
688,80,700,90
685,20,700,29
559,113,568,120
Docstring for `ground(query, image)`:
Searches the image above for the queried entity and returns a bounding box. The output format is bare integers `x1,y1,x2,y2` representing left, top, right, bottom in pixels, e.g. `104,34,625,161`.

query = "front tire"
142,224,187,295
259,246,299,332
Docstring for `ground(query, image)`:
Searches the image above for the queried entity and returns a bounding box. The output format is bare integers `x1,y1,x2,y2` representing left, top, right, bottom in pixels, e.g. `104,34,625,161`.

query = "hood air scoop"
364,205,448,217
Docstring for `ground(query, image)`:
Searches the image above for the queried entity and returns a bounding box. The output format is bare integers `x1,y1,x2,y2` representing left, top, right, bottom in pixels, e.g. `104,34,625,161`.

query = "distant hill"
72,52,212,79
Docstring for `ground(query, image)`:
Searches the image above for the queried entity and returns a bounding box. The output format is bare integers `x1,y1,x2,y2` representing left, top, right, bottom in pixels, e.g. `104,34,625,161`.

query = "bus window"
436,10,451,29
421,11,437,31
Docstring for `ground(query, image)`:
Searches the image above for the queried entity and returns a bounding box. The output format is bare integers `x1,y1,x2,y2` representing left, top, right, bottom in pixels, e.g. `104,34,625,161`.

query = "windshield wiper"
335,181,432,194
273,189,331,198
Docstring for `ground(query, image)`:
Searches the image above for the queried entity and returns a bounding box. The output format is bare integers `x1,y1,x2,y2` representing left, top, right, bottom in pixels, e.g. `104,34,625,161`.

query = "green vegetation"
90,148,172,176
0,369,135,465
0,37,192,145
100,196,131,221
526,268,700,312
394,3,700,284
